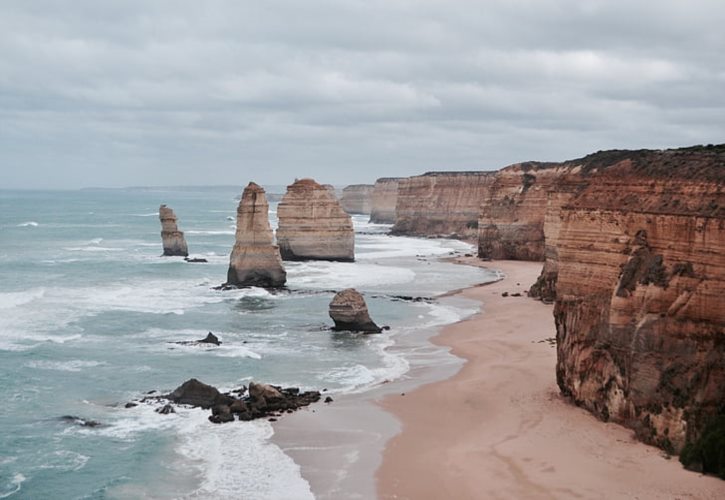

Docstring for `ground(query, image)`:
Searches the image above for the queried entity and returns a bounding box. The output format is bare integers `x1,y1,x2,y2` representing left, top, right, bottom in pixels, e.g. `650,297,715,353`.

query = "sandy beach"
377,259,725,499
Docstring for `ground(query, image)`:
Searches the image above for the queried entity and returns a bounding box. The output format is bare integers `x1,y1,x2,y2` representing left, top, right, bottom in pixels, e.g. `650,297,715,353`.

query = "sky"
1,0,723,189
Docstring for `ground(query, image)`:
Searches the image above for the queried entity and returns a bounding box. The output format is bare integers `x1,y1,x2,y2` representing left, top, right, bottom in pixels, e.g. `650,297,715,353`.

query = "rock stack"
329,288,382,333
369,177,402,224
226,182,287,288
276,178,355,262
159,205,189,257
341,184,374,214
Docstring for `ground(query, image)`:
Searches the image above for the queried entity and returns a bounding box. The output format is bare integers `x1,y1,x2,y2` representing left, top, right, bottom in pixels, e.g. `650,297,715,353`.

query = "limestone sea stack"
340,184,374,214
226,182,287,288
369,177,402,224
276,178,355,262
159,205,189,257
329,288,382,333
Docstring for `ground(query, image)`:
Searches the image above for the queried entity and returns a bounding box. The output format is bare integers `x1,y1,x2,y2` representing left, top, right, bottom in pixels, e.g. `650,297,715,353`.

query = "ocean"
0,187,496,499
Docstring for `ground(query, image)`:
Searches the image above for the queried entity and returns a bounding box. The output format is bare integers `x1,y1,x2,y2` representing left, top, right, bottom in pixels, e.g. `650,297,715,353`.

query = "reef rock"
276,178,355,262
392,172,495,239
167,378,226,409
226,182,287,288
159,205,189,257
329,288,382,333
553,145,725,454
340,184,374,214
369,177,402,224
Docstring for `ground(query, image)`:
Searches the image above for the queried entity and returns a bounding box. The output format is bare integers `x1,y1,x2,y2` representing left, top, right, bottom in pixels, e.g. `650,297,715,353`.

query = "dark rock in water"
198,332,221,345
152,378,321,424
502,292,509,297
60,415,102,428
184,257,208,263
167,378,223,409
124,402,137,409
173,332,221,347
156,404,175,415
325,396,333,403
329,288,382,333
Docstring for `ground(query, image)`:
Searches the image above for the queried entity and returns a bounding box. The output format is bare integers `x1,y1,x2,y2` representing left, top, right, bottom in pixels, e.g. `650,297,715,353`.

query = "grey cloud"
0,0,723,188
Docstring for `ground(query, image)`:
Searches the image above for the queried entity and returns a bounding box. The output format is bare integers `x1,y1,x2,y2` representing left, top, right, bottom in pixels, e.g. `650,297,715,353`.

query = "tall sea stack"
276,178,355,262
159,205,189,257
340,184,374,214
369,177,401,224
226,182,286,288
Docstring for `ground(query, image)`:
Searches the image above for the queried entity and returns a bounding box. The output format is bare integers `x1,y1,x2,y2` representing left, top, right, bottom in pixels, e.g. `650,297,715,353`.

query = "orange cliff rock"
226,182,287,288
552,146,725,453
392,171,495,239
276,178,355,262
369,177,401,224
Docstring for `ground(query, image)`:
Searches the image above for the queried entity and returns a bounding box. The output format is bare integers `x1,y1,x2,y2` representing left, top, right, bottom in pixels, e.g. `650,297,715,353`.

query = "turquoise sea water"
0,187,495,499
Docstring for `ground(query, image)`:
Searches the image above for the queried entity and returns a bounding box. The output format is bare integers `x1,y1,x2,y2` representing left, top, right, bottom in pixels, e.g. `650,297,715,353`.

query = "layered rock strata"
159,205,189,256
478,163,584,261
340,184,374,214
369,177,402,224
392,172,495,239
226,182,287,288
329,288,382,333
276,178,355,262
552,146,725,454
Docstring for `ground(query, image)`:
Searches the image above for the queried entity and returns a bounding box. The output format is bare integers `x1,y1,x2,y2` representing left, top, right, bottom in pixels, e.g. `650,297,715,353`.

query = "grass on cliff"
679,415,725,479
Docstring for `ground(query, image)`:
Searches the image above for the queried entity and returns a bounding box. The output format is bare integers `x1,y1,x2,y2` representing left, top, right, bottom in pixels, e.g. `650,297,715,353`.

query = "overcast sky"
1,0,723,189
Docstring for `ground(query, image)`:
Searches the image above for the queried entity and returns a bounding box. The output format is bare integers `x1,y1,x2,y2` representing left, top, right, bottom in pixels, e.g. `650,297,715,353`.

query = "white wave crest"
17,221,38,227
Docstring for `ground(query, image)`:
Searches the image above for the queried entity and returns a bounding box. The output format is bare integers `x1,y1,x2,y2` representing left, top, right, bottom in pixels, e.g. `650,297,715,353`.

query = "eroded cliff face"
392,172,495,239
340,184,374,215
159,205,189,257
369,178,401,224
553,146,725,453
226,182,286,288
478,163,584,261
276,178,355,262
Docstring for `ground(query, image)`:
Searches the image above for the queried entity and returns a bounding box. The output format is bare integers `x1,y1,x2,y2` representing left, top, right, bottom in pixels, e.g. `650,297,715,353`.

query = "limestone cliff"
226,182,287,288
552,145,725,453
369,177,402,224
159,205,189,257
392,172,495,239
340,184,374,215
276,178,355,262
478,163,585,261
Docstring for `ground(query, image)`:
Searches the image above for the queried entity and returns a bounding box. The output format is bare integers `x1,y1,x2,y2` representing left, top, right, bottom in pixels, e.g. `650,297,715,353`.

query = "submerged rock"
59,415,102,428
226,182,287,288
172,332,222,347
276,178,355,262
329,288,382,333
159,205,189,257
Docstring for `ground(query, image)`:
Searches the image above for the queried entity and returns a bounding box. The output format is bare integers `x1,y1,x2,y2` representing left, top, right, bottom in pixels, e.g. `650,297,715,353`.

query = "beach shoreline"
377,259,725,499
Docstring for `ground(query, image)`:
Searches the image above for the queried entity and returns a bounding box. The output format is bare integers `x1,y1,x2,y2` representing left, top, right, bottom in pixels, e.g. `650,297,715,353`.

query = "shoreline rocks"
159,205,189,257
329,288,382,333
226,182,287,288
133,378,321,424
276,178,355,262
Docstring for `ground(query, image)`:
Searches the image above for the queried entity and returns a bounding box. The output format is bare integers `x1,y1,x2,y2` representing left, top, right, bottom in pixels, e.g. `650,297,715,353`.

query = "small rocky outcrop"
226,182,287,288
173,332,222,347
341,184,374,214
159,205,189,257
276,178,355,262
142,378,321,424
329,288,382,333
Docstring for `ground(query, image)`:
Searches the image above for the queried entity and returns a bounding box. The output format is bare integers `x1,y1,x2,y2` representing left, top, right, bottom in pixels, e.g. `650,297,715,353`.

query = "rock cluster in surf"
159,205,189,257
131,378,322,424
276,178,355,262
226,182,287,288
